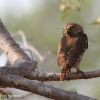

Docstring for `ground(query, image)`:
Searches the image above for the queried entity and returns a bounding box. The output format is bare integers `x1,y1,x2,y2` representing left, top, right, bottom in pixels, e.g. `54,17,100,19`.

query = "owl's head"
63,23,84,37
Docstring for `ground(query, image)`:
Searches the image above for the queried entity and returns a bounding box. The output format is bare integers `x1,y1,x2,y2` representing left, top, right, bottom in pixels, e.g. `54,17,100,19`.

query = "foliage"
60,0,86,19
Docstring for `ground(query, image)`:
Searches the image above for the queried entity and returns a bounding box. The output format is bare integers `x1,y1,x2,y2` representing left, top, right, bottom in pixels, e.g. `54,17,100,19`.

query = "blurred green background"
1,0,100,100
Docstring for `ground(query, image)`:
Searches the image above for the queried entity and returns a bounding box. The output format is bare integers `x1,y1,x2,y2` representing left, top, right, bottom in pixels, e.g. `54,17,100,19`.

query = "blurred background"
0,0,100,100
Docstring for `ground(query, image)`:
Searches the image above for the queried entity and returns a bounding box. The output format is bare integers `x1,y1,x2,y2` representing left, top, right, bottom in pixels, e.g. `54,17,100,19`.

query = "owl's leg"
60,67,71,81
60,66,66,81
76,65,85,78
76,66,83,73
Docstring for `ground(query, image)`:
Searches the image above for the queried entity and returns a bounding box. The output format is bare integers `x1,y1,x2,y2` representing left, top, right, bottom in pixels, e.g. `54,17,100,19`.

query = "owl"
57,23,88,81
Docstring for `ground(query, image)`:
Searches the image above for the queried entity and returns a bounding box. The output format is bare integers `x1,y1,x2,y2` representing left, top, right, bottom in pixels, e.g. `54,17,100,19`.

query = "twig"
18,31,51,62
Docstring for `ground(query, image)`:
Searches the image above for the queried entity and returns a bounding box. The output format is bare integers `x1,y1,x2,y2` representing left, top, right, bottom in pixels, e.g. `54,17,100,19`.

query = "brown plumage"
57,23,88,81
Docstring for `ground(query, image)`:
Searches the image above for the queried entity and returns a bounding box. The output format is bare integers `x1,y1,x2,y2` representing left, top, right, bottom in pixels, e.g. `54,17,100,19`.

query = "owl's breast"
67,36,78,47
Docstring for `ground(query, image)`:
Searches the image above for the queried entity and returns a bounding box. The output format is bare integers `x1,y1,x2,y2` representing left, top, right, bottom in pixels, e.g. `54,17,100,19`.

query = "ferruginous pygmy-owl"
57,23,88,81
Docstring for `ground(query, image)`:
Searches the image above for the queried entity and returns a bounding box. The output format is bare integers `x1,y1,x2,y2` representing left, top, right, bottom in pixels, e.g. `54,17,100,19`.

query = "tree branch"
0,66,100,81
0,72,96,100
17,69,100,81
0,19,36,68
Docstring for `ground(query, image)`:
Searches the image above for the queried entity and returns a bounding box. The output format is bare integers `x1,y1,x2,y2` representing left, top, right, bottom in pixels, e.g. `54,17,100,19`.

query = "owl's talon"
60,75,64,81
76,70,86,78
60,78,64,81
60,72,71,81
60,73,66,81
77,70,84,74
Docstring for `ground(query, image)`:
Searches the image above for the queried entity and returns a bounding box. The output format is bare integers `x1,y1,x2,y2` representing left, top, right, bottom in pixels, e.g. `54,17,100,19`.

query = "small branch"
0,66,100,81
37,70,100,81
0,72,96,100
18,30,45,62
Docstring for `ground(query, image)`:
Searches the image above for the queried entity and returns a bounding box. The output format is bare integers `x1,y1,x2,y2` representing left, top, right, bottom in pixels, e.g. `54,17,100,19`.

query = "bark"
0,66,100,81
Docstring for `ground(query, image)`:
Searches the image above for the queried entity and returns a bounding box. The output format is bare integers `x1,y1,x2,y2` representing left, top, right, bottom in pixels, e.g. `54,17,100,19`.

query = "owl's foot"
60,73,66,81
60,71,71,81
60,67,71,81
76,70,86,79
77,70,84,74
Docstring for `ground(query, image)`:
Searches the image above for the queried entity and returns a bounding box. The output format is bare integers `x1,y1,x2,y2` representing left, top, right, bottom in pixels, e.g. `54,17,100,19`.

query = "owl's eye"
68,27,75,34
70,27,75,31
71,29,75,32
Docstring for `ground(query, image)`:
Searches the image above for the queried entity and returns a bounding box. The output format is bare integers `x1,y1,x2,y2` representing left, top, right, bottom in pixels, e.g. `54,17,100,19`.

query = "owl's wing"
78,33,88,50
66,33,88,67
83,33,88,49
